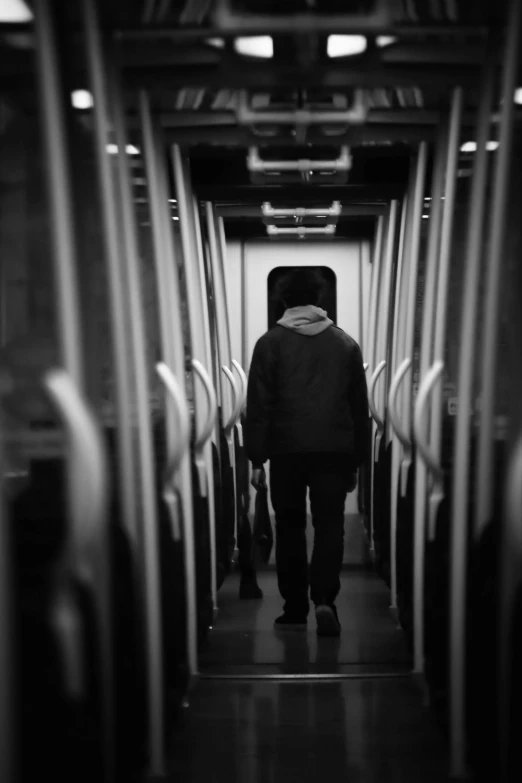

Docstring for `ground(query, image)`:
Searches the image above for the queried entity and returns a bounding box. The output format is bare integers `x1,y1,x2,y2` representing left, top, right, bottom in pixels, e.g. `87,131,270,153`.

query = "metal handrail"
231,359,247,412
156,362,191,481
44,369,108,584
262,201,342,218
368,360,387,431
45,369,109,701
247,145,351,173
267,225,336,236
222,365,242,431
388,357,413,448
413,361,444,481
193,360,218,450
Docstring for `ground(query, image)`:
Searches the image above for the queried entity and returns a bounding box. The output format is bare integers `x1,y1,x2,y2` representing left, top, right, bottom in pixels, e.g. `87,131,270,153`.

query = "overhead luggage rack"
262,199,341,238
237,89,368,130
247,146,351,184
266,224,337,238
212,0,393,32
261,201,342,219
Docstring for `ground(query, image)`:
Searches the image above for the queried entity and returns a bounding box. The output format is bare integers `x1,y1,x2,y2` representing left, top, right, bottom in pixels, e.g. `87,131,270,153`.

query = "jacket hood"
277,305,333,336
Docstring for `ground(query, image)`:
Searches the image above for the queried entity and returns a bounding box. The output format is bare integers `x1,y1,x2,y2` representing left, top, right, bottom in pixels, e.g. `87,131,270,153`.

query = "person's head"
281,268,324,309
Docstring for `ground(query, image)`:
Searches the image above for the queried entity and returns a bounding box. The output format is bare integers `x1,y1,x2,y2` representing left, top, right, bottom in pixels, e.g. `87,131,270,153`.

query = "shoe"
274,612,308,630
239,582,264,600
315,604,341,637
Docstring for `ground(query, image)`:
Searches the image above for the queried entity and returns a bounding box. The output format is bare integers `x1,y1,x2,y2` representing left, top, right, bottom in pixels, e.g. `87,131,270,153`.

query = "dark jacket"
245,306,369,467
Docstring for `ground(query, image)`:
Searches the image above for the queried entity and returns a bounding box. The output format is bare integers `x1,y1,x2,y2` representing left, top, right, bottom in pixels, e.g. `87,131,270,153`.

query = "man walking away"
244,268,369,637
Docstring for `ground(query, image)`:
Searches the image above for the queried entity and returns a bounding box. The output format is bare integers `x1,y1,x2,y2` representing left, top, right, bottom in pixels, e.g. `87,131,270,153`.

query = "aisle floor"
200,568,411,673
168,678,449,782
170,561,448,781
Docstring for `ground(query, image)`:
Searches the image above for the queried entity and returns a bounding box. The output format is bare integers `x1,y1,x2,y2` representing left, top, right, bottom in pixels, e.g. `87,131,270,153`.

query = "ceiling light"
71,90,93,110
206,37,225,49
168,199,177,203
422,214,429,219
514,87,522,104
376,36,397,47
172,216,179,221
234,36,273,58
460,140,499,152
0,0,33,22
106,143,140,155
327,35,367,58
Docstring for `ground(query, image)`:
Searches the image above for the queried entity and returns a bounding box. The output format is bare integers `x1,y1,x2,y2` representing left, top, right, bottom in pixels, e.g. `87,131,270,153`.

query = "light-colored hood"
277,305,333,336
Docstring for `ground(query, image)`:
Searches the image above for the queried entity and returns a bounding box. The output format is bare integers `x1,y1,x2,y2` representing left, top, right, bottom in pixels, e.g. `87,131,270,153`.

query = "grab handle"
389,357,413,448
222,365,242,432
231,359,247,412
156,362,191,540
368,360,387,431
192,359,218,450
413,361,444,481
45,369,108,575
44,369,108,698
156,362,191,480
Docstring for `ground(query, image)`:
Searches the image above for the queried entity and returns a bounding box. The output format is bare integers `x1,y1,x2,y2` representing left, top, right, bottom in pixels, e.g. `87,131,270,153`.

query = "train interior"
1,1,522,782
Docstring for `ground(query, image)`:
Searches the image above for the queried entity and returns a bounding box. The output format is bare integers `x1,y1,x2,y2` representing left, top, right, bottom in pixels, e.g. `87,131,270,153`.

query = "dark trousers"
269,453,355,615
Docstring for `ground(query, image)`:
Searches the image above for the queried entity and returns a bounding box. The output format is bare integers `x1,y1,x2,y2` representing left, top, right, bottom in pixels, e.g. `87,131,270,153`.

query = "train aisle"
200,569,411,674
176,543,449,781
169,666,448,782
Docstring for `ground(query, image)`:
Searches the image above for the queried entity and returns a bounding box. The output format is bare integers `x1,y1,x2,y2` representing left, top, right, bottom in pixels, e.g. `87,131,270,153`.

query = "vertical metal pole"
206,204,229,419
158,142,199,681
366,216,384,374
34,0,83,390
172,148,214,448
241,239,248,373
0,445,14,783
500,433,522,776
430,88,463,477
367,215,384,552
82,0,139,545
449,55,496,782
111,71,165,778
474,1,521,540
358,242,364,357
412,123,447,678
34,2,113,777
206,205,237,539
140,91,188,774
402,142,428,440
389,194,409,616
193,197,218,615
376,200,398,422
217,214,239,547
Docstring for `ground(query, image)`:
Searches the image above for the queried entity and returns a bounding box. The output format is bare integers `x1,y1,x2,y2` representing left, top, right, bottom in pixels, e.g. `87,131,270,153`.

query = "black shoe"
315,604,341,637
239,582,264,600
274,612,308,630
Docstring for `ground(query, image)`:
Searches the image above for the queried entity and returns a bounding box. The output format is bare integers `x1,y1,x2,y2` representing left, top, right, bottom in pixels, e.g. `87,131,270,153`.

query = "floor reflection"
169,679,448,782
199,569,411,673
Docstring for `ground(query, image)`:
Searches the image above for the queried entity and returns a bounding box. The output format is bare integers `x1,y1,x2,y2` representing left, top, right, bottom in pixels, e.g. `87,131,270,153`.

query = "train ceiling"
1,0,519,238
